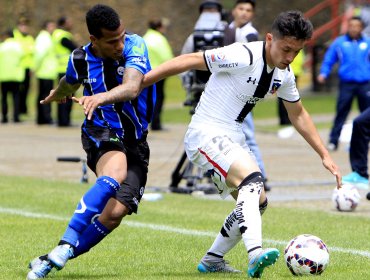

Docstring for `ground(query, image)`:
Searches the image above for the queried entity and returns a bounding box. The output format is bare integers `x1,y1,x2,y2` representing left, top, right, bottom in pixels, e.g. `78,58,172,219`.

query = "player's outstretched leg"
247,248,280,278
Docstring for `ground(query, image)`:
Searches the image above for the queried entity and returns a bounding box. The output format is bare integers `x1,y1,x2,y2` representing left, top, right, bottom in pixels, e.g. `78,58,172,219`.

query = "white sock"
206,210,242,258
236,175,263,260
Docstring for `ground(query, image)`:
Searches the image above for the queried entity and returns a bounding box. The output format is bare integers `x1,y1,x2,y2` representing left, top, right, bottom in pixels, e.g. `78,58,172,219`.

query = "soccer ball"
332,184,361,212
284,234,329,276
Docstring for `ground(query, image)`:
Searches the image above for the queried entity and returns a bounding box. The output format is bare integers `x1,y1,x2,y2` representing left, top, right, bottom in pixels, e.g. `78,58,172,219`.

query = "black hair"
271,10,313,41
86,4,121,38
234,0,256,8
350,16,364,27
148,18,162,30
57,16,67,27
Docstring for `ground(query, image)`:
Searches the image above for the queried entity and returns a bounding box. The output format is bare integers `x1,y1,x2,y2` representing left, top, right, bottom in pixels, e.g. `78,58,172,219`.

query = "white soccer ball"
332,184,361,212
284,234,329,276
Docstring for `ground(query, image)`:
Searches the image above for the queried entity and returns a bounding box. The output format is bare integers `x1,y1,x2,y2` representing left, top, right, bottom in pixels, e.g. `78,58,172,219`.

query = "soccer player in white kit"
143,11,342,278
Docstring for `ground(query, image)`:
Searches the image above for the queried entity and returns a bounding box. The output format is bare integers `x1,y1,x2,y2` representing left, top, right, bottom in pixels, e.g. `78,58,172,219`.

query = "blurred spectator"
34,20,58,125
317,16,370,151
0,30,24,123
342,107,370,189
143,17,174,131
13,17,34,115
225,0,272,191
277,49,305,139
52,16,77,127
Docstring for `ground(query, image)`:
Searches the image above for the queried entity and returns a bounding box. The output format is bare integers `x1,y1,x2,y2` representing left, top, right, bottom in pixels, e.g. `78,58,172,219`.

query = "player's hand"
40,89,70,104
72,95,105,120
322,156,342,189
317,74,326,84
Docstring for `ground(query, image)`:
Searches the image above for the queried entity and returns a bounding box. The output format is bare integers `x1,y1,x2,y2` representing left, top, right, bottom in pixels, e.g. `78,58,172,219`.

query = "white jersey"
229,21,259,43
189,41,300,130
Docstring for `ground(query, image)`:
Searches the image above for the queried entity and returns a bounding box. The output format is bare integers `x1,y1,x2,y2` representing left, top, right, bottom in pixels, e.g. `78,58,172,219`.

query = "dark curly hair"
271,10,313,41
86,4,121,38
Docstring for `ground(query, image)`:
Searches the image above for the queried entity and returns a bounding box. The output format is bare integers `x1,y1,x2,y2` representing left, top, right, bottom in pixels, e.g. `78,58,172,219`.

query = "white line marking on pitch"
1,206,369,258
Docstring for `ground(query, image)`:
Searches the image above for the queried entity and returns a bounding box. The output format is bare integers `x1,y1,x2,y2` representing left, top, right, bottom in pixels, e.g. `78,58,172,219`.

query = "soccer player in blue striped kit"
27,4,156,279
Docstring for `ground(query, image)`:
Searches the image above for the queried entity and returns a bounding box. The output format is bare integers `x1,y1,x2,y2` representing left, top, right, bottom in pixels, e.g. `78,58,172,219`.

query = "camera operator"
180,0,226,113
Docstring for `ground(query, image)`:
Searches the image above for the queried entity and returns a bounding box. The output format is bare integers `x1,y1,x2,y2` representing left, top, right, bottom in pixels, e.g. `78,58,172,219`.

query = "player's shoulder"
241,41,264,60
124,32,147,55
125,32,146,47
71,46,87,60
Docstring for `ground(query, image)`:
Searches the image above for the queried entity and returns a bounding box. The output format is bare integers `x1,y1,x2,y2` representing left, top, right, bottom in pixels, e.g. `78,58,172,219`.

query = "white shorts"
184,124,256,199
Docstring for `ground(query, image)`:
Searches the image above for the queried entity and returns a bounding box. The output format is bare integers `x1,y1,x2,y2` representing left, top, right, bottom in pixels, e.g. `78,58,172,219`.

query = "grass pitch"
1,175,369,280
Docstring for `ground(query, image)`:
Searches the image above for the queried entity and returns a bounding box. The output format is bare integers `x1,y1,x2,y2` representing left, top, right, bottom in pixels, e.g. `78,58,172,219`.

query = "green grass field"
1,175,369,280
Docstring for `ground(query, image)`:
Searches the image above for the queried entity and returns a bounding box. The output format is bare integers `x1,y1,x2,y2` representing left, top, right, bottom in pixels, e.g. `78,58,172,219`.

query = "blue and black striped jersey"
65,33,156,140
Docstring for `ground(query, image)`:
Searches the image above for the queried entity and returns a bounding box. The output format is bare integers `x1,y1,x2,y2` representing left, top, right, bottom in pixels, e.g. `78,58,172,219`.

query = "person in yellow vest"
52,16,77,127
13,17,35,115
0,30,25,123
143,18,174,130
34,20,58,125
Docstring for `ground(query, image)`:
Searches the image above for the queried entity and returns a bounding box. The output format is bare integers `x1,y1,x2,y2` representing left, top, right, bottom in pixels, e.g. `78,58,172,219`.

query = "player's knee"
259,198,268,215
238,171,264,191
99,201,129,230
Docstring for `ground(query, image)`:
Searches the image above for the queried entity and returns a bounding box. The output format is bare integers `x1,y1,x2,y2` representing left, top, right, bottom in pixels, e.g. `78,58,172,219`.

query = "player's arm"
284,100,342,188
142,52,207,87
41,75,80,104
73,67,143,120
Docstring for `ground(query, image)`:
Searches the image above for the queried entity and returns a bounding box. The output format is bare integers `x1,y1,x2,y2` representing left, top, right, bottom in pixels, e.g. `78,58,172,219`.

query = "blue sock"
72,219,111,258
62,176,120,246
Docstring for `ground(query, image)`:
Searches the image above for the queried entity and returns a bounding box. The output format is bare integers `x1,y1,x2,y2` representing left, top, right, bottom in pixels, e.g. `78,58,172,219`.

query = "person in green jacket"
52,16,77,127
143,18,174,130
0,30,25,123
34,20,58,125
13,17,35,115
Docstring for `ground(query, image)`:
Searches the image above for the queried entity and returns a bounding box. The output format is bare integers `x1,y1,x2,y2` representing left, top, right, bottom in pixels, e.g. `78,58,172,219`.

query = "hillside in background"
0,0,345,54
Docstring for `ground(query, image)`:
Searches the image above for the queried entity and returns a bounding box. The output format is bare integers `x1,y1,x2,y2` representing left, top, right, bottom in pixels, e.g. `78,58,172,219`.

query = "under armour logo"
247,77,257,84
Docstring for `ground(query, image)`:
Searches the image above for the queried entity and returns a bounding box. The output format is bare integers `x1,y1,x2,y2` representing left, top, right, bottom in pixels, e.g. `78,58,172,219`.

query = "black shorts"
81,125,150,215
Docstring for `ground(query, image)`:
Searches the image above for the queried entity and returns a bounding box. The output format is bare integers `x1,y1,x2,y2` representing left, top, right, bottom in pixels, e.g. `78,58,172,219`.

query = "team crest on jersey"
270,82,281,94
117,66,125,76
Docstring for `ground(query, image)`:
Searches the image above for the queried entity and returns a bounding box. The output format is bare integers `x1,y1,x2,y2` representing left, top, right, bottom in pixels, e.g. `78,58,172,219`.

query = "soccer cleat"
47,244,74,270
342,172,369,190
27,257,53,279
198,259,241,273
247,248,280,278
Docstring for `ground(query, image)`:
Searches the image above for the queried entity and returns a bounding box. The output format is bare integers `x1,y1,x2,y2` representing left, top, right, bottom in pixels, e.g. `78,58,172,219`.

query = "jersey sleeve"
124,35,151,74
65,48,85,85
204,42,252,74
276,70,300,102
